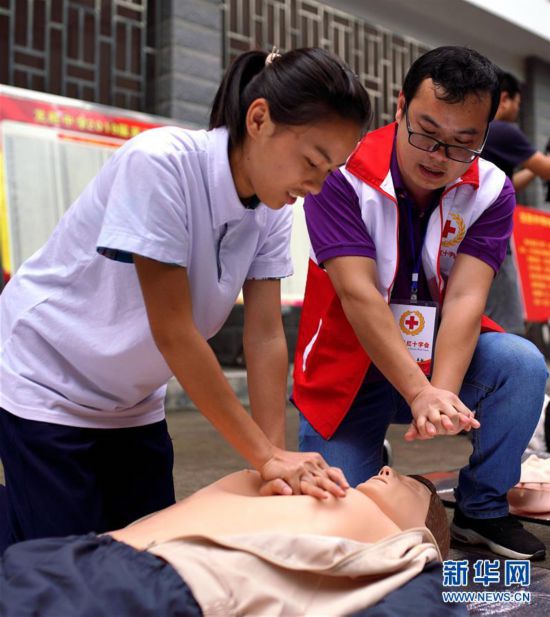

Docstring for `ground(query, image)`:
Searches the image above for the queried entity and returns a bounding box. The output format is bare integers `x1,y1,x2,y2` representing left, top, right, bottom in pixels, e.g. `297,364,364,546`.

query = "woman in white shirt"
0,48,372,551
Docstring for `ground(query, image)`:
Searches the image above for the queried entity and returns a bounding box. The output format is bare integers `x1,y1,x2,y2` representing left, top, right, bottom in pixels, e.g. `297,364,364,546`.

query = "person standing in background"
482,71,550,333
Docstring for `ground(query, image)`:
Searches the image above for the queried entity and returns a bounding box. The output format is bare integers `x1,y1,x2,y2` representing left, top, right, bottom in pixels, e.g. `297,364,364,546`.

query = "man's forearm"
244,332,288,448
430,298,482,394
341,290,430,404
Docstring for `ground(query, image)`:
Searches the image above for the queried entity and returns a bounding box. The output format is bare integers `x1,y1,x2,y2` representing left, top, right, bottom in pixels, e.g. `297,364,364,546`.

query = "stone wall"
153,0,223,127
523,56,550,211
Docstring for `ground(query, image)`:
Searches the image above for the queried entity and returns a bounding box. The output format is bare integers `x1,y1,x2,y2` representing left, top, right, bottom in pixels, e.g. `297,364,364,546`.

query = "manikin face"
356,466,431,530
236,99,362,209
394,78,491,202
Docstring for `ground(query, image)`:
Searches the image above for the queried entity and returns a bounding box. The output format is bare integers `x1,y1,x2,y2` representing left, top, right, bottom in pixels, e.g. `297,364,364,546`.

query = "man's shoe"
450,509,546,560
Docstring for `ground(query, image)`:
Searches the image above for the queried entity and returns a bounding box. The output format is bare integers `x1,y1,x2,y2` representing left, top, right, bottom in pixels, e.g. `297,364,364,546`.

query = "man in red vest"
293,47,547,560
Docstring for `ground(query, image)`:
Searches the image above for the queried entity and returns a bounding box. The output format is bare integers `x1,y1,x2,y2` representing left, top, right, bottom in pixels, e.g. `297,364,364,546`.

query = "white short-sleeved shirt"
0,127,293,428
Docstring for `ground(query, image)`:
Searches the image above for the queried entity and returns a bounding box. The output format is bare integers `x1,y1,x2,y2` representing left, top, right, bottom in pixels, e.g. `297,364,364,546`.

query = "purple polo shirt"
389,148,441,302
482,120,536,179
304,137,515,383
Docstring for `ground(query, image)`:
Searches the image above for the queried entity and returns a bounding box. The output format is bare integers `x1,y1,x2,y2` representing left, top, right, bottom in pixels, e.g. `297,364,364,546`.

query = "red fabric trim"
460,158,480,188
436,205,444,301
292,261,371,439
346,123,396,192
418,359,432,376
480,314,505,333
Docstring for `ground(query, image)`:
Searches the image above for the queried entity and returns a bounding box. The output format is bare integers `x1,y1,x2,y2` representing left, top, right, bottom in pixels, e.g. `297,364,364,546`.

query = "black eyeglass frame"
404,106,489,164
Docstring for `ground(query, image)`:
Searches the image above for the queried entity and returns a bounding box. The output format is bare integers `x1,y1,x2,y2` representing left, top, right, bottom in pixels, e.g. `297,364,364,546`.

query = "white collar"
207,127,250,228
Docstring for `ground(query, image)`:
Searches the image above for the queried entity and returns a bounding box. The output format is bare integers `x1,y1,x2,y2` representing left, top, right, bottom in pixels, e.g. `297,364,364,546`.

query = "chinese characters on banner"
0,86,165,283
513,206,550,322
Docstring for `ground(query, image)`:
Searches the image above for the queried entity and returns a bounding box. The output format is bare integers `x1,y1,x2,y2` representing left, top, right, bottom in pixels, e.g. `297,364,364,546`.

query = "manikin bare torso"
111,469,431,550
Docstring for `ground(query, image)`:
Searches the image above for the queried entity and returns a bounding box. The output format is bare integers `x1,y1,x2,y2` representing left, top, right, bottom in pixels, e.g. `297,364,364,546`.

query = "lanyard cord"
406,204,425,302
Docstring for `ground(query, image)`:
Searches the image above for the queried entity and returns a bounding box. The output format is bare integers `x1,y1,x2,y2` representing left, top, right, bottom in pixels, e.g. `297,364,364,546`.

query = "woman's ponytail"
209,48,372,145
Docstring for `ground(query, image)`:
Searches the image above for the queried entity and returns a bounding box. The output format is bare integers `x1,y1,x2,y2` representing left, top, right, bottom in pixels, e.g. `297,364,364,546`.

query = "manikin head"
209,48,372,209
495,72,522,123
357,466,450,558
394,46,500,206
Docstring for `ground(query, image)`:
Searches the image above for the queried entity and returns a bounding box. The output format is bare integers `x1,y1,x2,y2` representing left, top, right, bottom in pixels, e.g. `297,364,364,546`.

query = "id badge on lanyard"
390,201,439,376
390,299,439,376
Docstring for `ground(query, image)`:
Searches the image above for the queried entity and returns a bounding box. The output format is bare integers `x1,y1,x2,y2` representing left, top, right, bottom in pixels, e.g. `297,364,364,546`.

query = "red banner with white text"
513,206,550,322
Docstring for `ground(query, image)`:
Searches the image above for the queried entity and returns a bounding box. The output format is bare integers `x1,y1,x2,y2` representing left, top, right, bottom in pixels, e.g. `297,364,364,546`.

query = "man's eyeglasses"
404,107,488,164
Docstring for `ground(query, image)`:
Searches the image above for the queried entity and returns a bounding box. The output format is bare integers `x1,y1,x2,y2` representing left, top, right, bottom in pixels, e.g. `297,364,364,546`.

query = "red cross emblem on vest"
399,309,425,336
443,219,456,238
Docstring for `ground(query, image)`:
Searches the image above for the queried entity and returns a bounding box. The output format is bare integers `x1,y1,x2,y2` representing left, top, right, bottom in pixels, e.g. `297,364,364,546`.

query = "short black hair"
498,71,521,98
402,46,500,122
209,48,372,146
